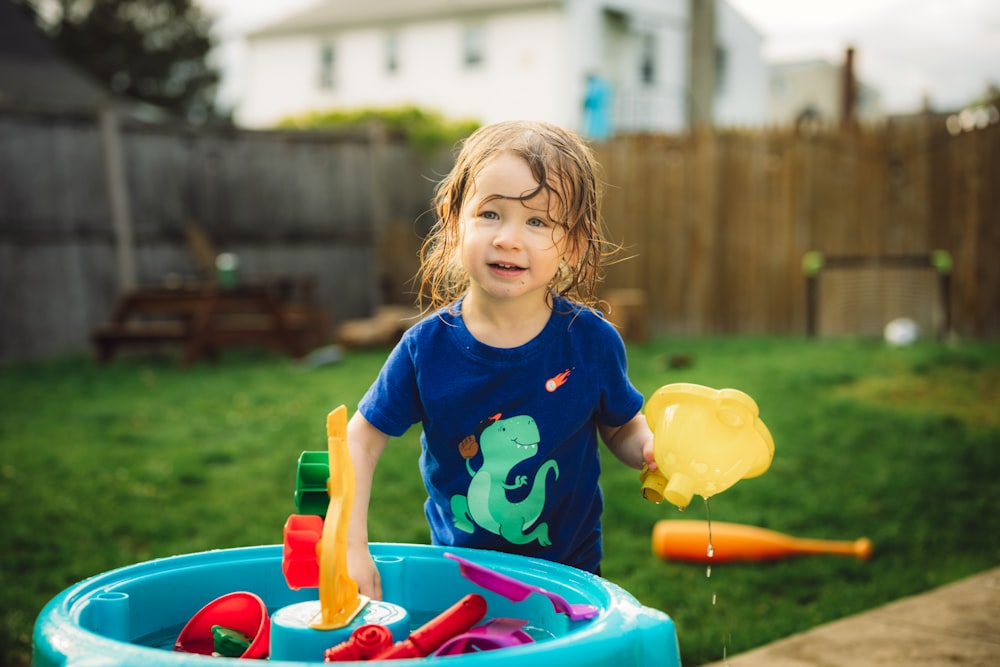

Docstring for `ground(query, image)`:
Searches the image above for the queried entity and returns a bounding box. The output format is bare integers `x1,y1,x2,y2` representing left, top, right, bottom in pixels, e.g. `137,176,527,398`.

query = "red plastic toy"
371,593,487,660
173,592,270,659
282,514,324,589
323,624,394,662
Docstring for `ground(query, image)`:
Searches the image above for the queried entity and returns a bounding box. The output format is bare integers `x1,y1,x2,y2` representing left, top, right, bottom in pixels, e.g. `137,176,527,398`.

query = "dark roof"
251,0,559,37
0,0,174,120
0,0,111,112
0,0,58,61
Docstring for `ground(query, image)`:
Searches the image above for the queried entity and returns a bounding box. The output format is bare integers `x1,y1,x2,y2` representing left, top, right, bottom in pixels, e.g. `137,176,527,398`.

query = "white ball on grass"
884,318,919,346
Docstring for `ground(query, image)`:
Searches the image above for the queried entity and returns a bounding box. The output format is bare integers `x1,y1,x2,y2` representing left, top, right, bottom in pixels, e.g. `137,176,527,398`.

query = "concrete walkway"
698,566,1000,667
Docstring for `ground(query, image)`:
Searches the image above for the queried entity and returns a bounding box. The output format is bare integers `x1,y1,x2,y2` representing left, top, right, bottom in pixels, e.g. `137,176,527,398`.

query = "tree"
13,0,224,122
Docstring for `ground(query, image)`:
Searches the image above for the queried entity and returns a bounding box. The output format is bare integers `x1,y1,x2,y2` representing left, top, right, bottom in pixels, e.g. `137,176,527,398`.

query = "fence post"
931,249,953,340
98,100,136,291
802,251,825,337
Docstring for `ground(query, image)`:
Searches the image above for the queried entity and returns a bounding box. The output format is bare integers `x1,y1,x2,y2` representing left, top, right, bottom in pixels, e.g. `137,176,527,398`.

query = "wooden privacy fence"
2,110,998,362
595,118,1000,339
0,108,439,361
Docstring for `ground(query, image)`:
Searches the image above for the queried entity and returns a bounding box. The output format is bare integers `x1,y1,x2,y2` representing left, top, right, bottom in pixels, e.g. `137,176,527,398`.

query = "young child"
346,120,656,600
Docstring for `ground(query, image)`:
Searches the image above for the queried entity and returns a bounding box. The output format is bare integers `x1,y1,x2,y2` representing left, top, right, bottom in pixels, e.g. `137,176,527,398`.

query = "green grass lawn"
2,337,999,666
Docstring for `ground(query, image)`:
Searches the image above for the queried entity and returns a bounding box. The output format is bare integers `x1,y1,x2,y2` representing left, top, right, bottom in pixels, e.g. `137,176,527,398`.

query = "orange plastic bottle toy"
640,383,774,509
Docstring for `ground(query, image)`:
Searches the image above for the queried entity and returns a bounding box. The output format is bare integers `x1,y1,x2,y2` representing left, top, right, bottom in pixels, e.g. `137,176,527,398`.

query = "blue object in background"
583,74,613,141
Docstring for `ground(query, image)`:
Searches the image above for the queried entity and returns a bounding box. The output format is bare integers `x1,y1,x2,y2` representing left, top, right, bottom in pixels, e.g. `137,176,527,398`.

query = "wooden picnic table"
91,282,328,367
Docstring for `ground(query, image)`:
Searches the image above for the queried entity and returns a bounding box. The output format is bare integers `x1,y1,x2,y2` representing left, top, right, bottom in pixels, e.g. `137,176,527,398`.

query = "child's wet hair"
419,120,614,313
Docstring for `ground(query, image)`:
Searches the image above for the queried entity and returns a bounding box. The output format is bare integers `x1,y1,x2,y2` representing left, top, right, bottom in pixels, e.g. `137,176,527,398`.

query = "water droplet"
706,564,712,578
712,592,717,605
704,497,715,566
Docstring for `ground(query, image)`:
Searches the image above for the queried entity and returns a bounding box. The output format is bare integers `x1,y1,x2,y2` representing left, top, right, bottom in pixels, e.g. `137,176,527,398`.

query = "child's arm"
346,411,389,600
599,412,657,471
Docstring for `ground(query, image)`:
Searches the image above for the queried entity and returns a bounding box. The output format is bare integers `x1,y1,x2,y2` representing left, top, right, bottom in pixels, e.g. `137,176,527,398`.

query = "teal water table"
33,542,681,666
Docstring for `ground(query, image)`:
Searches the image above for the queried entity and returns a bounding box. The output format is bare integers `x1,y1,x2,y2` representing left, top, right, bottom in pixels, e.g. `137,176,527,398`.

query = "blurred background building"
233,0,770,134
769,48,883,127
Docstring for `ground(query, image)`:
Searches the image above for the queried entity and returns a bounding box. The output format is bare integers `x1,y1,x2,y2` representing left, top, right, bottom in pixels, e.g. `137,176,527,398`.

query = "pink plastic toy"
433,618,534,656
444,553,598,621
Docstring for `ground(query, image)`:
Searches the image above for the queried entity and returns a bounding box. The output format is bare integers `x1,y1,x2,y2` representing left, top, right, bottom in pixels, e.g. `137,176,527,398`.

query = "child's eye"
481,210,499,220
527,217,548,228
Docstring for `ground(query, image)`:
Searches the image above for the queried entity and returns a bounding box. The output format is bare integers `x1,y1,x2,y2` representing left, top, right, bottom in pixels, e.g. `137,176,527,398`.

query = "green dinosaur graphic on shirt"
450,414,559,546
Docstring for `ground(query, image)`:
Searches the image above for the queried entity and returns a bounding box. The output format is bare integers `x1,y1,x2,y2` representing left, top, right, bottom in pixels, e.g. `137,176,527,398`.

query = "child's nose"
492,221,523,248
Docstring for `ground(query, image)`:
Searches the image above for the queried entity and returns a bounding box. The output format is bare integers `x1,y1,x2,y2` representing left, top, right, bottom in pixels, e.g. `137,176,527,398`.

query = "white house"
235,0,768,134
769,54,883,126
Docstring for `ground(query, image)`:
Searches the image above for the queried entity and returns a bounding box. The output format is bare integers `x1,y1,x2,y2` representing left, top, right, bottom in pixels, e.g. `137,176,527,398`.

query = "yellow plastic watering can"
640,383,774,509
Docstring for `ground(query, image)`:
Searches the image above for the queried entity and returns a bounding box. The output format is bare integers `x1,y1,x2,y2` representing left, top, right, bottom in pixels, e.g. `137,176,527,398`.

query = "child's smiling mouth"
489,262,526,276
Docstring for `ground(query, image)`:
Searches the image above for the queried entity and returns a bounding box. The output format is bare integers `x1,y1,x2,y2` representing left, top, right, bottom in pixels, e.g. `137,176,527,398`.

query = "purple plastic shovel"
444,553,599,621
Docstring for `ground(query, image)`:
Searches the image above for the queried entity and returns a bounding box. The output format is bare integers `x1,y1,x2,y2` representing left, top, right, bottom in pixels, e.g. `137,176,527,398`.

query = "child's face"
458,152,574,306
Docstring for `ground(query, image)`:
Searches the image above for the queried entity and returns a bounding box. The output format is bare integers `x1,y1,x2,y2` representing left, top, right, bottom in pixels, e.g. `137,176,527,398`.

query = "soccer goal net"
803,251,952,340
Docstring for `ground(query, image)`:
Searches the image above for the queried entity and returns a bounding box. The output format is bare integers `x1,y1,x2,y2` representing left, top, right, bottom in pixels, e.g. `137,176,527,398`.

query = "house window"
715,44,727,93
319,43,336,88
640,33,656,85
463,25,485,67
386,32,399,73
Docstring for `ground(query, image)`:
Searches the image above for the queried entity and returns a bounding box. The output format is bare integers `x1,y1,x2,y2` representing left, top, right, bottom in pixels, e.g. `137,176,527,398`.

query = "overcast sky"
727,0,1000,111
199,0,1000,114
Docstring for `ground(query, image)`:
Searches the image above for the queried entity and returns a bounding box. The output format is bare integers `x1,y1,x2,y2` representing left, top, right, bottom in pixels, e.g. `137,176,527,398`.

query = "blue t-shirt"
357,296,644,572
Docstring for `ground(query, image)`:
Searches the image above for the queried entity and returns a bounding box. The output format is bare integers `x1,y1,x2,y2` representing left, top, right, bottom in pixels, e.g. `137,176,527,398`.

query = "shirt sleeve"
597,318,645,427
356,332,425,437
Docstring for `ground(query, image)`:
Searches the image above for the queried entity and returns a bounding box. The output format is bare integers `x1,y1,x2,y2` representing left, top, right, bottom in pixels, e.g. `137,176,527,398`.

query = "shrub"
277,105,480,155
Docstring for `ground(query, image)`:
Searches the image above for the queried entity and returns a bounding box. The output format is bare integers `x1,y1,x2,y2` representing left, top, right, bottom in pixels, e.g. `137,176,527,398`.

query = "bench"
92,284,330,367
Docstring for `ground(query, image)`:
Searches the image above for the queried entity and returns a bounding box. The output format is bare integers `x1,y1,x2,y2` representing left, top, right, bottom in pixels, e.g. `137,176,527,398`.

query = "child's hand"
642,431,658,472
348,542,382,600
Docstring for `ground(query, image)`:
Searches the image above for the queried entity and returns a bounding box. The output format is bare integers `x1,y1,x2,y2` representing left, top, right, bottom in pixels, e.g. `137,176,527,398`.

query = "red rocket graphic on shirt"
545,369,572,393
